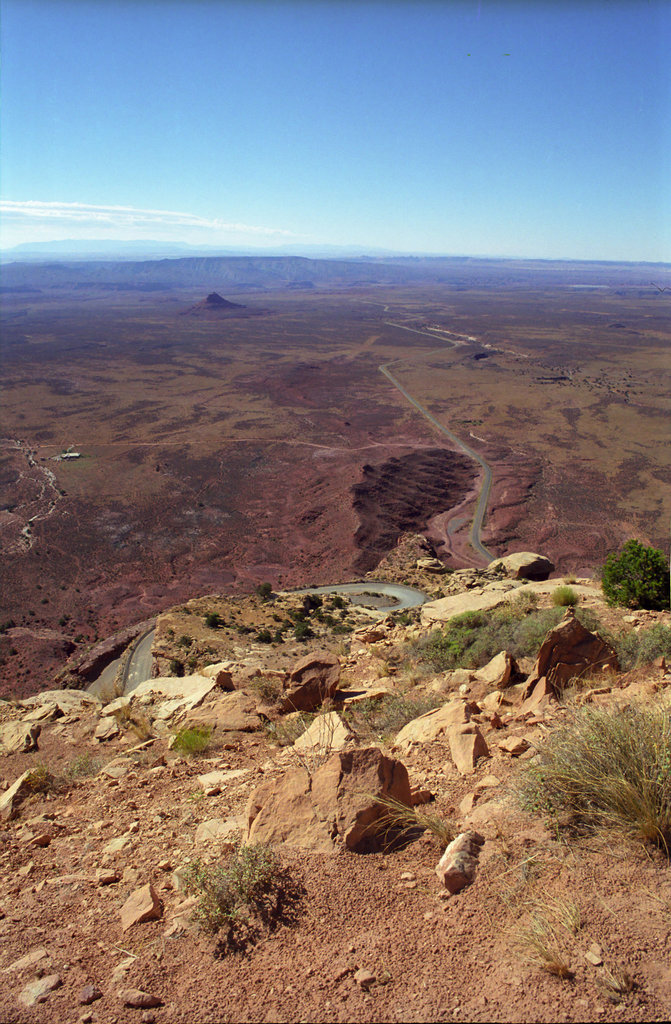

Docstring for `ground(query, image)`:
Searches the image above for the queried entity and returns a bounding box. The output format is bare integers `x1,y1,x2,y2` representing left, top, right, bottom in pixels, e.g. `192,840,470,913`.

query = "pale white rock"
19,973,62,1007
194,817,240,845
394,699,471,750
0,721,41,753
293,711,353,755
2,946,48,974
94,716,120,742
196,768,247,793
0,770,32,821
19,690,101,716
416,557,445,573
342,687,390,706
21,703,60,723
435,831,485,894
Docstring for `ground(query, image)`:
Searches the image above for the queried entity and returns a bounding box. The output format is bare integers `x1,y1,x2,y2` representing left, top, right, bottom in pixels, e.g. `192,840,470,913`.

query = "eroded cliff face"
351,449,479,572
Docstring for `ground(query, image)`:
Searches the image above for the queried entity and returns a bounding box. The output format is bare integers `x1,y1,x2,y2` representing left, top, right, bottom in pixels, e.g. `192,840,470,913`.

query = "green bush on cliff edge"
601,540,670,611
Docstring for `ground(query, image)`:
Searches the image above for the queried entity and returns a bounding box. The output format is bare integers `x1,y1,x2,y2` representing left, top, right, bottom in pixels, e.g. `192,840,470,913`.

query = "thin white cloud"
0,200,296,237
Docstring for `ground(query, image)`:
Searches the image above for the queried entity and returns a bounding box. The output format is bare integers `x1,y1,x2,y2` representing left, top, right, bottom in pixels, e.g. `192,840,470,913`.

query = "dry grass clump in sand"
513,894,582,978
521,699,671,851
368,794,455,848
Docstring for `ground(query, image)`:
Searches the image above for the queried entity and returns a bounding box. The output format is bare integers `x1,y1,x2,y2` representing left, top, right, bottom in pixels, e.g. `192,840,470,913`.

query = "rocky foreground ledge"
1,571,670,1022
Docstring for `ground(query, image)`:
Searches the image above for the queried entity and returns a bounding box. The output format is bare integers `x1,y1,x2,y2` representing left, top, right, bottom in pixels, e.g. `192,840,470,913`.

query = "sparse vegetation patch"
171,726,212,756
615,623,671,670
185,844,303,950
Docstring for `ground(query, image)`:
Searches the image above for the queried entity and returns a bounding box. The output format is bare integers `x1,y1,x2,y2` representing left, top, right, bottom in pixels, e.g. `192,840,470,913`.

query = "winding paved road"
380,321,494,563
292,581,428,611
91,582,428,696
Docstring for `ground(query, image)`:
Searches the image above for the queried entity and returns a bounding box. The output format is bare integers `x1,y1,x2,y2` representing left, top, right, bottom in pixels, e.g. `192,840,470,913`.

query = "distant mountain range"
0,239,407,262
0,251,667,295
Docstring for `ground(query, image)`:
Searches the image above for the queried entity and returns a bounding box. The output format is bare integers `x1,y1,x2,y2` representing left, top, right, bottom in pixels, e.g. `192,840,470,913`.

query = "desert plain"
1,256,669,695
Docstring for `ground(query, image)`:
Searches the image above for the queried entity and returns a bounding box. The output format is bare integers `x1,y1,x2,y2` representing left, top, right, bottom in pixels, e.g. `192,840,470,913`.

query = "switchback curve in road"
379,321,494,564
100,582,428,695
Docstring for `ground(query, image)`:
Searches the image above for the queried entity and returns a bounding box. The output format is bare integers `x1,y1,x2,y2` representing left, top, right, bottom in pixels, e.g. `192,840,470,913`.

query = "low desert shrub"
204,612,222,629
112,704,153,740
265,712,315,748
521,700,671,850
293,621,313,641
185,844,302,950
615,623,671,671
420,600,603,672
24,763,53,793
552,585,578,607
171,726,211,756
420,603,559,671
247,674,283,704
66,753,101,778
342,692,441,744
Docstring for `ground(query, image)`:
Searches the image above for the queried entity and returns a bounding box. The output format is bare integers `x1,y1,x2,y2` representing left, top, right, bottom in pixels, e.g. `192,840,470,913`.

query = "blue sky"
1,0,669,260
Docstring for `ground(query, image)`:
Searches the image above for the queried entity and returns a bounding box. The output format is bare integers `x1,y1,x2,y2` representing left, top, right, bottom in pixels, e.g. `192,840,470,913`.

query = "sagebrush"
185,844,302,949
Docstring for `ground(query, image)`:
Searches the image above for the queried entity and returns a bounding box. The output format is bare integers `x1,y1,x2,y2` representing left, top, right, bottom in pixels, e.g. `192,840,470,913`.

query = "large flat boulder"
280,651,340,712
180,691,262,734
421,589,510,626
245,747,412,853
19,689,101,717
421,579,602,627
128,674,221,723
0,721,41,754
488,552,555,580
394,699,471,750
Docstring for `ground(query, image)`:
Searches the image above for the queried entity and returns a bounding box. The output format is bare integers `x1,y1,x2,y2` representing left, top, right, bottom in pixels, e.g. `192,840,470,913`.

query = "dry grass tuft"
112,703,153,741
552,585,579,607
521,699,671,851
369,793,455,847
513,894,581,978
185,844,303,951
